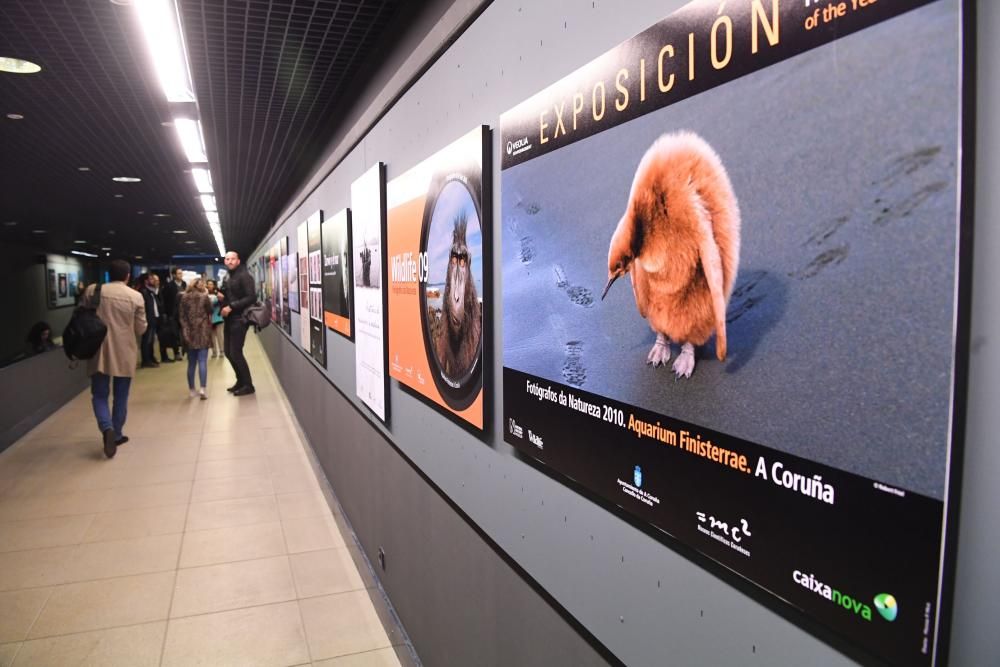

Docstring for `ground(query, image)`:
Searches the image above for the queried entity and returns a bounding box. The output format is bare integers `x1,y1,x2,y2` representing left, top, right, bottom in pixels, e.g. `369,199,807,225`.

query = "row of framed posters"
257,1,966,659
499,1,966,666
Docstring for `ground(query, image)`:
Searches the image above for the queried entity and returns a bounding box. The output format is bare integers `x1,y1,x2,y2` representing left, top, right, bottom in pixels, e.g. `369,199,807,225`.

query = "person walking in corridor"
83,259,146,458
219,251,256,395
178,278,213,399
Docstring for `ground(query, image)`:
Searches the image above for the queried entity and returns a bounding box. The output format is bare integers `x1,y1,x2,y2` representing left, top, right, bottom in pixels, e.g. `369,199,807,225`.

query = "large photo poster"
298,221,310,349
500,2,966,665
387,126,489,430
352,163,388,422
322,208,353,339
47,257,82,308
279,236,291,334
306,211,326,367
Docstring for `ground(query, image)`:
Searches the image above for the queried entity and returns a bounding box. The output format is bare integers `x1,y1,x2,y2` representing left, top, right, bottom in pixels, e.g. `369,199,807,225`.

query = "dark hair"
26,321,51,345
109,259,131,282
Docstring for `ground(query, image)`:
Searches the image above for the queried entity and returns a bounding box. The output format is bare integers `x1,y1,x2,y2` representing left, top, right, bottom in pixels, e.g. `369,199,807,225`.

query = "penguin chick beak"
601,274,619,301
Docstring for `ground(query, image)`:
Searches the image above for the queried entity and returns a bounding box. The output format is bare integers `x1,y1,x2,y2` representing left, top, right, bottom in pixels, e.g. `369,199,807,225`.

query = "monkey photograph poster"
322,208,353,340
306,210,326,367
352,163,389,422
500,1,967,665
387,126,489,430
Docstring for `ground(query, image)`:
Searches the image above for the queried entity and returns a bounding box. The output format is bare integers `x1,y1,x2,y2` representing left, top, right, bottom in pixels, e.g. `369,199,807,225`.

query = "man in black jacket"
160,267,186,362
219,251,257,395
138,273,161,368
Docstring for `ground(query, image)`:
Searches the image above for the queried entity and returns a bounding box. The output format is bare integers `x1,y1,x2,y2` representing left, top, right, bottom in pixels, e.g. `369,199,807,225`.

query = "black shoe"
102,429,117,459
141,362,159,368
162,357,176,363
115,436,130,446
226,383,241,393
232,385,255,396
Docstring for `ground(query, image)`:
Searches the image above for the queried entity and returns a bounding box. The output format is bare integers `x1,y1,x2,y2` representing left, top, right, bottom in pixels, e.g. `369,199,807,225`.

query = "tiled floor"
0,335,415,667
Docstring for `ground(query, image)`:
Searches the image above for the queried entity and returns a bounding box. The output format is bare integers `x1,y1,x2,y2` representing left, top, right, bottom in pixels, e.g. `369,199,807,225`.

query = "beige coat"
83,281,147,378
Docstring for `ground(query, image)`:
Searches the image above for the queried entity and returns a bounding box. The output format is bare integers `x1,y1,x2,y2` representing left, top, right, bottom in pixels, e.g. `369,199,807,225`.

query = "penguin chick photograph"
602,131,741,378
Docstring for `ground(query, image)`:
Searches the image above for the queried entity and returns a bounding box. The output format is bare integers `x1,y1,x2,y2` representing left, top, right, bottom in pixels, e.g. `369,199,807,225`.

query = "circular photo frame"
418,165,484,411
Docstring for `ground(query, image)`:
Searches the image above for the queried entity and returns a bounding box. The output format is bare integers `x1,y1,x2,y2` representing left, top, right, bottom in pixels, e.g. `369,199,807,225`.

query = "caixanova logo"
792,570,891,622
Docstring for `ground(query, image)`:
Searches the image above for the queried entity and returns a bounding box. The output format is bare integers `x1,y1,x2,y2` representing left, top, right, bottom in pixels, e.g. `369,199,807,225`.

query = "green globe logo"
874,593,898,622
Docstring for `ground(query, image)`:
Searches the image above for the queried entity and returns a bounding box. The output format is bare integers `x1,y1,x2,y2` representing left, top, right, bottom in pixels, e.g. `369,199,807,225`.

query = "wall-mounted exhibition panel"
307,211,326,367
322,208,353,340
500,1,967,665
387,126,490,431
297,221,310,349
279,236,291,335
352,163,389,422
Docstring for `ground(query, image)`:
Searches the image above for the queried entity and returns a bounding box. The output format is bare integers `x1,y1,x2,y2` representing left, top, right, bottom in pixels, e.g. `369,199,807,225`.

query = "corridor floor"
0,335,414,667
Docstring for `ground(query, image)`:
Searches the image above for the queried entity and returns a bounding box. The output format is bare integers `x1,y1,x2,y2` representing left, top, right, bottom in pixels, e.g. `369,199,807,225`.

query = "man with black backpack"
218,251,257,396
82,259,146,458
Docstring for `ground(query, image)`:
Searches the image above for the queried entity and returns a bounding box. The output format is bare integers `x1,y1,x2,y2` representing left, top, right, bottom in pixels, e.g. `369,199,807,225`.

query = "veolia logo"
874,593,898,622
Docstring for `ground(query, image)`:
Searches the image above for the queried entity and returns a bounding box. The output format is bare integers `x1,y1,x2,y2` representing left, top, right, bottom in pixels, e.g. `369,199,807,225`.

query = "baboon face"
445,221,470,330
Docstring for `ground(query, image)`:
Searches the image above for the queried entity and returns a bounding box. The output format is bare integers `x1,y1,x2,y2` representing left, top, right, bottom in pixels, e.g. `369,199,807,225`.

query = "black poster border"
499,1,973,665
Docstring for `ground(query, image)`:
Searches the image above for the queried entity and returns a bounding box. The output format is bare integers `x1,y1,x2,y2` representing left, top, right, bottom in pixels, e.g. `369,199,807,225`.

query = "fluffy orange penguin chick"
602,131,740,378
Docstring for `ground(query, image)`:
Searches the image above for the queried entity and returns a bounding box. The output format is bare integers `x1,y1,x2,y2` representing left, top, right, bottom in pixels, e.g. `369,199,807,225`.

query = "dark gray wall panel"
0,349,89,452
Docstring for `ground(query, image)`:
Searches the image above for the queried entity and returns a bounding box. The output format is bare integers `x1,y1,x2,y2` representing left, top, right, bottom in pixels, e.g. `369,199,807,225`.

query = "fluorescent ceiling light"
101,247,112,251
200,194,216,212
192,168,213,193
71,250,98,258
174,118,207,163
6,113,24,120
172,229,188,234
77,167,90,172
112,176,141,183
206,211,219,224
185,240,196,244
153,213,171,217
74,240,87,244
32,229,46,234
133,0,195,103
0,57,41,74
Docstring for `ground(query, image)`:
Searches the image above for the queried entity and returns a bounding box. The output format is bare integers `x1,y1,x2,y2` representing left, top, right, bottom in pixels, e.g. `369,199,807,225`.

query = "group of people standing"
83,251,257,458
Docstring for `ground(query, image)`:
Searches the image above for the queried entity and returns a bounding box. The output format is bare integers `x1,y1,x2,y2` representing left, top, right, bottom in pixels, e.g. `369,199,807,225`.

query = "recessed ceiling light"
153,213,170,217
172,230,188,234
0,58,42,74
114,194,124,198
32,229,46,234
112,176,141,183
135,255,143,259
71,250,98,258
77,166,91,172
74,240,87,244
184,241,196,244
3,221,16,226
136,211,144,215
6,113,24,120
101,247,111,251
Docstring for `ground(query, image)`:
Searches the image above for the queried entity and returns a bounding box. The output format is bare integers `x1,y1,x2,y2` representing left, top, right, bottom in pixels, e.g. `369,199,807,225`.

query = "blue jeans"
187,348,209,389
91,373,131,439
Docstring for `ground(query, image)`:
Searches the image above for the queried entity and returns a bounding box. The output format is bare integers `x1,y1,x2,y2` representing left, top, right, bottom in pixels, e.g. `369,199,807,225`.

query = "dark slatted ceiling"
0,0,402,262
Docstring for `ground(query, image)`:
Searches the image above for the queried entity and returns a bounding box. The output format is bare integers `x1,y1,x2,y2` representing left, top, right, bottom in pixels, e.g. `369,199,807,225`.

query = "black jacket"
140,286,163,325
220,264,256,316
162,279,186,318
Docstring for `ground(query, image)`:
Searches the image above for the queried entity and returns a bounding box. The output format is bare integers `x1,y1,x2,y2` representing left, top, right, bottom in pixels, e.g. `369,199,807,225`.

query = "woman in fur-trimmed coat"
178,278,214,399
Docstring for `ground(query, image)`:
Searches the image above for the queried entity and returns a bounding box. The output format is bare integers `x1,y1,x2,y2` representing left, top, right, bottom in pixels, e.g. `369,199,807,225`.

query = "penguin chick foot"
647,333,671,367
672,343,695,378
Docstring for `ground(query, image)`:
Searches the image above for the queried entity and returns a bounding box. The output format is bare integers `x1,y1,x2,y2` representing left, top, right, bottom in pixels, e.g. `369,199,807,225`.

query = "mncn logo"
874,593,898,622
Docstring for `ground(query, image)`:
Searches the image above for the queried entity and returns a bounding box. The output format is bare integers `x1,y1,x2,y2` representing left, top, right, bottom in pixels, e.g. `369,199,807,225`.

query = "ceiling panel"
0,0,403,262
